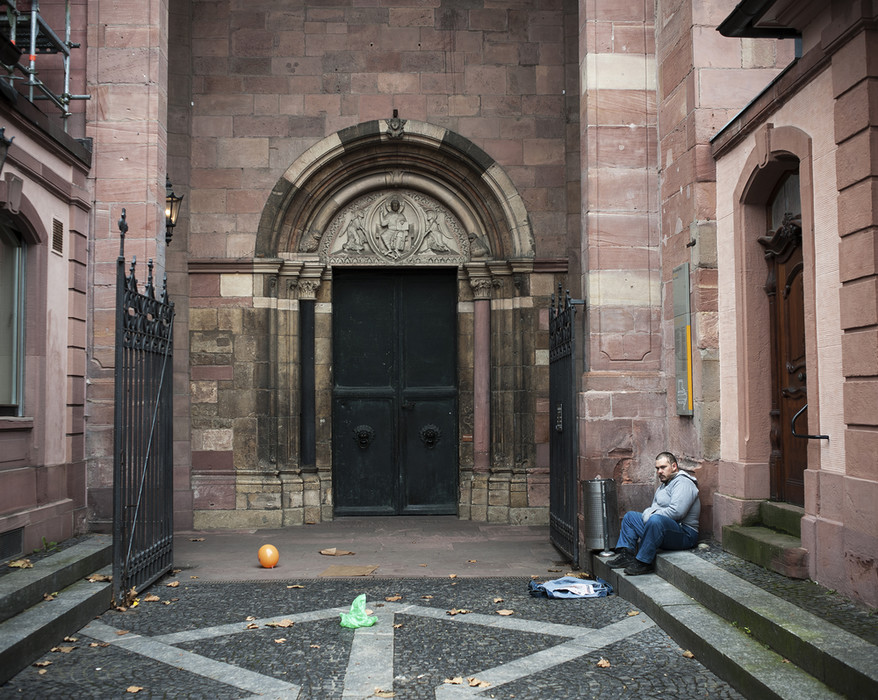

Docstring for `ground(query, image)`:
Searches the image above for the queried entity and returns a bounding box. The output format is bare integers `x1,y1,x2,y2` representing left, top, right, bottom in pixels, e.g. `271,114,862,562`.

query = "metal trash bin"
582,478,620,556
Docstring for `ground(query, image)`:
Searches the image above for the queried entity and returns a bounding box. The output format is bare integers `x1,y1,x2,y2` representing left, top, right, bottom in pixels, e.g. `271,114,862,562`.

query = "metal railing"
112,209,175,605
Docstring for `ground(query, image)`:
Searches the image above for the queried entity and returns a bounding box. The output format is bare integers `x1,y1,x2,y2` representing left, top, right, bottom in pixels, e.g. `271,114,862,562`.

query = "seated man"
607,452,700,575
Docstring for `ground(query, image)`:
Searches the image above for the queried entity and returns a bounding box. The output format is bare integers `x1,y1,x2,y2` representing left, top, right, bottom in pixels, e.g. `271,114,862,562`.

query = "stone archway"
244,118,547,525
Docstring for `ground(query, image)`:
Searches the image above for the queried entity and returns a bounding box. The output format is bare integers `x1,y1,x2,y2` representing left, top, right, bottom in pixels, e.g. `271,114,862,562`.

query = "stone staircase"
591,548,878,700
722,501,808,579
0,535,113,685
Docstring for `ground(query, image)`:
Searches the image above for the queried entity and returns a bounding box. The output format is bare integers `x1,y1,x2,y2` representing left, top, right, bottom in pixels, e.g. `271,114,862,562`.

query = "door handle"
791,404,828,440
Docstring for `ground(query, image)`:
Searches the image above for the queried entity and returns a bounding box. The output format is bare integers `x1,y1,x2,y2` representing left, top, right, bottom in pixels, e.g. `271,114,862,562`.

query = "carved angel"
422,210,453,253
341,208,367,253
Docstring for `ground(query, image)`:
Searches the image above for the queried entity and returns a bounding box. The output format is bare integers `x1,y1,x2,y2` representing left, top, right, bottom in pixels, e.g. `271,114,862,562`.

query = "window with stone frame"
0,217,25,415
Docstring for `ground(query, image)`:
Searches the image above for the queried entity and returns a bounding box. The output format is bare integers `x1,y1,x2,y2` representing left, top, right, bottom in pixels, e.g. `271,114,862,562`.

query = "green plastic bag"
340,593,377,628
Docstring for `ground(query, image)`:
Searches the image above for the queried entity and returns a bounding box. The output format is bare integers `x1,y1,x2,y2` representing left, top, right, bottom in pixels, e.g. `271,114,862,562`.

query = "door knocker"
354,425,375,449
420,424,441,449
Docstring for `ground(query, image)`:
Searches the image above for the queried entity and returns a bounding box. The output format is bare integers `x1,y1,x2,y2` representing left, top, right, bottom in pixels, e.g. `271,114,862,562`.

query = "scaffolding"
0,0,89,129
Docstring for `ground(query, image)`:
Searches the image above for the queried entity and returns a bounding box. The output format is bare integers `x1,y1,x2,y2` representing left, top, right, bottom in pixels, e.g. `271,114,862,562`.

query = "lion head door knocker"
419,424,441,450
354,425,375,449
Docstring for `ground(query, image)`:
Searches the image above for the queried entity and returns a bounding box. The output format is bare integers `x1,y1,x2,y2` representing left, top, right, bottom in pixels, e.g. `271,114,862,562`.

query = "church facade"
1,0,876,606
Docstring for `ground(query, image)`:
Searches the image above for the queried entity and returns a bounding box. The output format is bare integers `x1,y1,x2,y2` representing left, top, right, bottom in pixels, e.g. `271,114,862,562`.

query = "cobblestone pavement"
1,576,743,699
693,541,878,645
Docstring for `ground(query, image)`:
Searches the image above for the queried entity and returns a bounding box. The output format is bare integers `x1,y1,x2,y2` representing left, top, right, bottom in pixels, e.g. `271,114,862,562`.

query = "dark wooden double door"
332,270,458,515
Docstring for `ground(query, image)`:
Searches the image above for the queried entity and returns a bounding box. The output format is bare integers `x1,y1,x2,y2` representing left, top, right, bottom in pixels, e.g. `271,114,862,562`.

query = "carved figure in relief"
341,208,367,253
422,210,452,253
378,197,411,258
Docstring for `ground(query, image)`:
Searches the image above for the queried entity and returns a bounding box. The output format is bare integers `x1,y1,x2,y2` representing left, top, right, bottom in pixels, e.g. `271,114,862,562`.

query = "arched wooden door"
759,174,806,506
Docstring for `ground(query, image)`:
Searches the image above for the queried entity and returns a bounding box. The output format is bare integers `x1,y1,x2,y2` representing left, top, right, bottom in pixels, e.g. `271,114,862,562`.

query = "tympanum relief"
319,191,480,265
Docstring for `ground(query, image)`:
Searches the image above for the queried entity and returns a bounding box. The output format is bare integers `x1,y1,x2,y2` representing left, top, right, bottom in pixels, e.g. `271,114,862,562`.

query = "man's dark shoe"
606,548,634,569
623,559,655,576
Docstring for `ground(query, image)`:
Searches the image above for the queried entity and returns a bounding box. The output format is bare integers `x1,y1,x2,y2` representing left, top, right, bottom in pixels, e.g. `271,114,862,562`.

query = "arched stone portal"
190,119,559,528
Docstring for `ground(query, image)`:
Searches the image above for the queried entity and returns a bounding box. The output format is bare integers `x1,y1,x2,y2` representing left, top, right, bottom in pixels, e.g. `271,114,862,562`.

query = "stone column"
467,267,494,520
297,269,323,524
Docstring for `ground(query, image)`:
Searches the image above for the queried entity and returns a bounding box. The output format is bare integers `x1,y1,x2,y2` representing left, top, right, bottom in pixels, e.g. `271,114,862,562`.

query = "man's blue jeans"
616,512,698,564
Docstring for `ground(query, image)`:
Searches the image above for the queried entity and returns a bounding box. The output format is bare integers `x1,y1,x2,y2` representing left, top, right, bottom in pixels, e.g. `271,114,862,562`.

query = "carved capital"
469,276,498,300
297,278,321,300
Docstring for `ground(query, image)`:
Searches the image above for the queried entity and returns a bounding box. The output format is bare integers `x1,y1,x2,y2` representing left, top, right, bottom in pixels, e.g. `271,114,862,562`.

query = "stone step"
0,534,113,686
0,534,112,624
591,553,847,700
722,524,808,579
759,501,805,538
657,550,878,699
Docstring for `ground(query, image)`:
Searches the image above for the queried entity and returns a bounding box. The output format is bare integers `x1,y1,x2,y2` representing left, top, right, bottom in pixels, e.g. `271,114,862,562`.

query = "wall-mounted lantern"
164,175,183,246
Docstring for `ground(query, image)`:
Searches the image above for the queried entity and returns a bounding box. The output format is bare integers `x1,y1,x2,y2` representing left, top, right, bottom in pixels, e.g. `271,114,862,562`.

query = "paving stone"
0,576,742,699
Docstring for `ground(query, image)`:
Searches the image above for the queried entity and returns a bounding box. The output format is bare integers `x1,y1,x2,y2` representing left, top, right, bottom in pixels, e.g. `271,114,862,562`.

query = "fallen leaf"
365,608,373,615
627,610,640,616
126,686,143,693
162,600,171,605
444,677,464,685
116,630,129,636
782,658,791,663
274,638,286,644
51,646,75,654
113,606,127,612
319,548,354,556
467,559,478,563
43,593,55,601
190,576,198,579
682,650,695,659
385,595,402,602
531,575,540,579
63,637,78,643
468,677,490,688
89,642,109,648
421,595,433,599
446,608,471,616
131,599,139,607
419,563,427,567
142,594,161,602
170,598,179,602
547,568,562,572
393,623,403,629
265,619,295,628
287,584,305,589
171,568,182,574
596,657,611,668
246,623,259,629
87,573,111,582
374,689,396,698
310,644,320,649
189,537,205,542
33,661,51,667
245,616,256,621
448,574,457,579
496,609,514,616
166,581,180,588
493,597,504,603
8,559,33,569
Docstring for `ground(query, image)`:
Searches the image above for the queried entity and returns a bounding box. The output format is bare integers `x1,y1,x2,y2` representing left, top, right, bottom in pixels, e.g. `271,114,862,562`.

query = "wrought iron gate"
549,286,580,563
112,210,175,604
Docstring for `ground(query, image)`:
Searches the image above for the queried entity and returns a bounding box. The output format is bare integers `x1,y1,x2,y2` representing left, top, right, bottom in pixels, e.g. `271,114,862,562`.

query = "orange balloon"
258,544,279,568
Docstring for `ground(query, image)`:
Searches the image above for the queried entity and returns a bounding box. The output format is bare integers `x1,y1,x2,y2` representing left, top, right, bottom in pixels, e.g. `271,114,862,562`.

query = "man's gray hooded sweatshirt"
642,470,700,531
